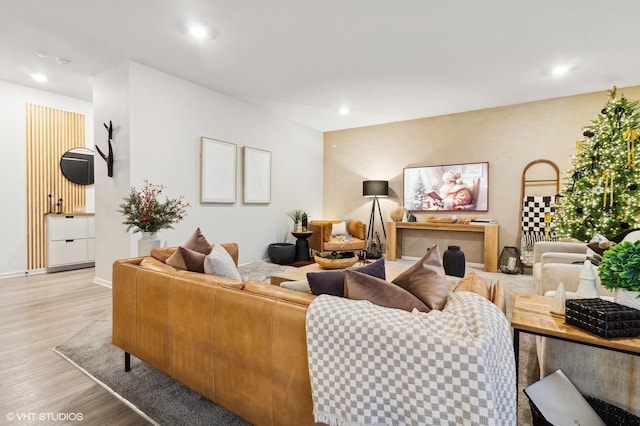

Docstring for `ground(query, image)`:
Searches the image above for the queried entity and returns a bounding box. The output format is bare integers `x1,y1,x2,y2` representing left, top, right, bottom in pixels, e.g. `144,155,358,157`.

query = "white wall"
0,80,93,277
93,61,323,284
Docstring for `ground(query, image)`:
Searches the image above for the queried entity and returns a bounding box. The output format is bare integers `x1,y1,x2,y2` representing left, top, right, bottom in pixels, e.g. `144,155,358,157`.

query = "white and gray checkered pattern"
306,292,516,426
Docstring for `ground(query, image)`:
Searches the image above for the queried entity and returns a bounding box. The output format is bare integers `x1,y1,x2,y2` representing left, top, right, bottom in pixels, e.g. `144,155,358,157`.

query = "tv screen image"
403,162,488,212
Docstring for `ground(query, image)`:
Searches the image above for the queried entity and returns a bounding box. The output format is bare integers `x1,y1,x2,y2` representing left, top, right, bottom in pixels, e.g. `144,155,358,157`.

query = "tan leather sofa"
112,243,508,424
112,243,320,426
308,220,367,252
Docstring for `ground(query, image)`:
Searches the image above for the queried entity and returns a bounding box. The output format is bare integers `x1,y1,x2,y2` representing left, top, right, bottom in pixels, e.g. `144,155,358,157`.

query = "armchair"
532,241,612,296
308,220,367,253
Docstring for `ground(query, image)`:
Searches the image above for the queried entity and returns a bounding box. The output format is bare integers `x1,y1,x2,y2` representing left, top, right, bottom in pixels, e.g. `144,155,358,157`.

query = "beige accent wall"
323,86,640,262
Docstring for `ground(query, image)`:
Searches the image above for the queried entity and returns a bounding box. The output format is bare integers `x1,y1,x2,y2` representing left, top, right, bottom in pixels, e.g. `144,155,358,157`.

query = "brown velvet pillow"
153,227,212,265
183,227,212,255
453,272,491,300
391,244,449,310
167,246,206,273
345,270,429,312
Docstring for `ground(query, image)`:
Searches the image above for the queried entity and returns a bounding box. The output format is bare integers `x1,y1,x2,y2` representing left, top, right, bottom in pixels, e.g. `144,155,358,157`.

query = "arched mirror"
60,147,94,185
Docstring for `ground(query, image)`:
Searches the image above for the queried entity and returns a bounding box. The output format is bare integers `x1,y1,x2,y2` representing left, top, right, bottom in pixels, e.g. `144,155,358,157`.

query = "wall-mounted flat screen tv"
403,162,489,212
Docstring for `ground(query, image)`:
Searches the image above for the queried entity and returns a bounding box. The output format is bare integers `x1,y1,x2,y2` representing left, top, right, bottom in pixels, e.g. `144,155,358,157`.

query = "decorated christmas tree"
409,174,429,209
553,87,640,241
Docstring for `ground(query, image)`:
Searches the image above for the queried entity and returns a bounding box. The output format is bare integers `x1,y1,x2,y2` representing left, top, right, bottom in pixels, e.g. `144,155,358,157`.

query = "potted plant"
118,180,190,255
287,209,306,232
599,240,640,309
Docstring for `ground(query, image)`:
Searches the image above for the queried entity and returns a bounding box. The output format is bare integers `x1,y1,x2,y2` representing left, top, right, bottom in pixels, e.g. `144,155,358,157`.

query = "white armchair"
532,241,612,297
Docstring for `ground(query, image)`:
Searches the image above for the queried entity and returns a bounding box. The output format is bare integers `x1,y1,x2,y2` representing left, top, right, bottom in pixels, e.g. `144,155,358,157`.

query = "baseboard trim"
93,277,112,288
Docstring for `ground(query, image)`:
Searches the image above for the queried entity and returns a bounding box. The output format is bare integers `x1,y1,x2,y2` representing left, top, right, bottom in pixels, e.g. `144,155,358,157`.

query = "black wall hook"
96,120,114,177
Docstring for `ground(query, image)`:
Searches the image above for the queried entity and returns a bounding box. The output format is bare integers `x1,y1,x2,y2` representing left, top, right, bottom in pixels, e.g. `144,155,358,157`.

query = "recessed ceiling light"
31,73,47,82
56,57,72,66
551,65,570,76
189,25,208,38
339,107,351,115
36,50,48,58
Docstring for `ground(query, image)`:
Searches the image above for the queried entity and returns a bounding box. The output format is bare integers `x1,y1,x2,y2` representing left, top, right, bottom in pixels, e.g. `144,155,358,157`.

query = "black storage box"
530,395,640,426
565,298,640,338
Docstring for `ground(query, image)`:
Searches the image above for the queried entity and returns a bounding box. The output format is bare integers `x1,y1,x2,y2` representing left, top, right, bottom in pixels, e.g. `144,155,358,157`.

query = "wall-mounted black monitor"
60,148,94,185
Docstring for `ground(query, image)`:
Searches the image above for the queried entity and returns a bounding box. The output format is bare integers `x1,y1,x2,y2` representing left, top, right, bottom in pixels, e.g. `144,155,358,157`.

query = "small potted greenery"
287,209,306,231
599,240,640,309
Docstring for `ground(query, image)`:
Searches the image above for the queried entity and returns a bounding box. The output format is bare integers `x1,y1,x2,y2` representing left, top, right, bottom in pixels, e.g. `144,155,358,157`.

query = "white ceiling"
3,0,640,132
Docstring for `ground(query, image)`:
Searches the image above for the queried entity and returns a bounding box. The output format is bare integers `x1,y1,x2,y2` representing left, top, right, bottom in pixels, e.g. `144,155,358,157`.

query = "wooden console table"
385,221,499,272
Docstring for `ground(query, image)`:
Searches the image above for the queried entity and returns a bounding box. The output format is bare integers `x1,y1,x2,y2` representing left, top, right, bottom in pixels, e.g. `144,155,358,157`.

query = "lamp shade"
363,180,389,197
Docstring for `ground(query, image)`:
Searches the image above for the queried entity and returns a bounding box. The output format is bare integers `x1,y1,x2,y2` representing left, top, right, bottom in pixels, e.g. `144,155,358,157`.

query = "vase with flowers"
118,180,191,255
599,240,640,309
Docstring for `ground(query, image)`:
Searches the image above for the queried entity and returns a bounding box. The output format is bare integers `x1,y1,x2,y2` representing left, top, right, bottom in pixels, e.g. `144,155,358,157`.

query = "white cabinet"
46,214,95,270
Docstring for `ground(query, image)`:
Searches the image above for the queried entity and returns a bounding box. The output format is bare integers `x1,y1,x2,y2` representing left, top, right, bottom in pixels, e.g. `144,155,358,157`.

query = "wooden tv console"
385,221,499,272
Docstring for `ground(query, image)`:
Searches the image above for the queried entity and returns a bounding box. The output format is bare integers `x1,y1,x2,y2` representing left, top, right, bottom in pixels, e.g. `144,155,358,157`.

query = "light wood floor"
0,268,150,425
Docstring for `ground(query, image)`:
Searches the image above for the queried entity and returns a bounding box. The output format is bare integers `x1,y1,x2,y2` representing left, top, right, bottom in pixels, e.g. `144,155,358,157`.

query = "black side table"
291,231,314,261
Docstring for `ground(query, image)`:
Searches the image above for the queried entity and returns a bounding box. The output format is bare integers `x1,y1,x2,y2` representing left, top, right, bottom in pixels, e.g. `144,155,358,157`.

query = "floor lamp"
363,180,389,258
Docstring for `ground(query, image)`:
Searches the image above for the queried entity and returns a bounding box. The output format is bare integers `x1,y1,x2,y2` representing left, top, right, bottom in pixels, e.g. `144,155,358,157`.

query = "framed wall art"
243,146,271,203
200,137,237,203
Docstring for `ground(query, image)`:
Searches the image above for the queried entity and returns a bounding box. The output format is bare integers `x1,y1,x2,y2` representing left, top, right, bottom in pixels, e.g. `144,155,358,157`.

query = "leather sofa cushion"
140,256,179,273
243,280,316,306
323,237,366,251
178,271,244,289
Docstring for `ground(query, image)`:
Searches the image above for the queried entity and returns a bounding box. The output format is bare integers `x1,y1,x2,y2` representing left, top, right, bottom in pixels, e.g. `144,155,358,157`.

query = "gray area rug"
54,260,539,425
54,310,250,426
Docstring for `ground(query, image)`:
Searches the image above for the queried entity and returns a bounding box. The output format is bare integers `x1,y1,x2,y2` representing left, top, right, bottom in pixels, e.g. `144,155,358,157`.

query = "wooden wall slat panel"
26,104,86,270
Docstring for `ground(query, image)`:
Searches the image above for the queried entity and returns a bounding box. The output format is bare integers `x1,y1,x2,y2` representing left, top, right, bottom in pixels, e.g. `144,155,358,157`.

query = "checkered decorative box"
565,298,640,338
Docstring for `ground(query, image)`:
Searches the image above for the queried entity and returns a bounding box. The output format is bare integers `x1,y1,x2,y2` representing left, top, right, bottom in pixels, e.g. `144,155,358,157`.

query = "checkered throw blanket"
306,292,516,426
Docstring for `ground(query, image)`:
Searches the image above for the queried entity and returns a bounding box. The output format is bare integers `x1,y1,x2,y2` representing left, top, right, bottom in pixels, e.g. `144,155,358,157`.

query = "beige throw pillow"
453,272,491,300
203,244,242,281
